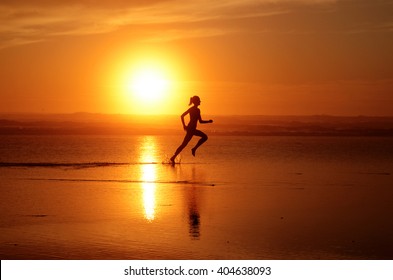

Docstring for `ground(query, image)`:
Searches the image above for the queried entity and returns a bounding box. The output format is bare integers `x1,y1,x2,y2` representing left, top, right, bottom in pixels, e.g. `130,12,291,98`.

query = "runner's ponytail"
189,95,200,106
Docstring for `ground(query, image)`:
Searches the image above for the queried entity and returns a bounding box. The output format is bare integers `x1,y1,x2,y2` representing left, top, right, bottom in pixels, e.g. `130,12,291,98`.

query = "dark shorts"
181,128,207,145
186,128,207,138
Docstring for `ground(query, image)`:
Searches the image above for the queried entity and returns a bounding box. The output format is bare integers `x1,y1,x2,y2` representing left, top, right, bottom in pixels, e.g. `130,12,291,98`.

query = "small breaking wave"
0,161,202,169
26,178,216,186
0,162,154,169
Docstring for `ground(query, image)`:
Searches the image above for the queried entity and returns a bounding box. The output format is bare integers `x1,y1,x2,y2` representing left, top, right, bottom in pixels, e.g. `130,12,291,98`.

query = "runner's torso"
187,107,200,131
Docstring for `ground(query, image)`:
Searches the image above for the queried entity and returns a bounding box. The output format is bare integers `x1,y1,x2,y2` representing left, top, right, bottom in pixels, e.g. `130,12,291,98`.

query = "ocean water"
0,135,393,259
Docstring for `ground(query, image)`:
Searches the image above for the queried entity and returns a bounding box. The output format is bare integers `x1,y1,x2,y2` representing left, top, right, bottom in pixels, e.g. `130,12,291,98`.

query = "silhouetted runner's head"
189,96,201,106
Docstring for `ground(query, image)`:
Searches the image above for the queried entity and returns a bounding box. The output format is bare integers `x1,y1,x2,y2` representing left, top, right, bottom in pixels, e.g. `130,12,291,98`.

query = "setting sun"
129,68,170,103
115,56,182,114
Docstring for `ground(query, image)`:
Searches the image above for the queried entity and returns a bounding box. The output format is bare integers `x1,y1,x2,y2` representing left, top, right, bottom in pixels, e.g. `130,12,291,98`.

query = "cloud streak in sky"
0,0,338,49
1,0,391,49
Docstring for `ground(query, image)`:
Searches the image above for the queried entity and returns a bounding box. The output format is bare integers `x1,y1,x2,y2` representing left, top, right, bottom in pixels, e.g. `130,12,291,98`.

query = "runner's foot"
170,156,176,165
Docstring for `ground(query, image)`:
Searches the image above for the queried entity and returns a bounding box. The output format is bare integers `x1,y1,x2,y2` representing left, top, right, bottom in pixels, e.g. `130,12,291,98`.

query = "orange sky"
1,0,393,115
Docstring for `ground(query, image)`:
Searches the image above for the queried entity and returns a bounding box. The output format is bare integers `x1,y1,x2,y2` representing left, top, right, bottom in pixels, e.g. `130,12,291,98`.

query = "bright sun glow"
129,68,170,103
115,55,181,114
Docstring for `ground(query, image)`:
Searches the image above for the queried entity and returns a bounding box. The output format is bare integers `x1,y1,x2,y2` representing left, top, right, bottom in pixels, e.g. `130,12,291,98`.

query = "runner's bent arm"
181,109,190,130
198,113,213,124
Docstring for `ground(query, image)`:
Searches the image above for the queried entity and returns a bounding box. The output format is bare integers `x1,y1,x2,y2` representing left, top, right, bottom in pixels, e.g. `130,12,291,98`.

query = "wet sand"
1,166,392,260
1,135,393,259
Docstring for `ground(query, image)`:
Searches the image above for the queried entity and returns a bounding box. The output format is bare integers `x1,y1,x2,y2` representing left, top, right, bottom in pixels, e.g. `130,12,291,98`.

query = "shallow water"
0,135,392,259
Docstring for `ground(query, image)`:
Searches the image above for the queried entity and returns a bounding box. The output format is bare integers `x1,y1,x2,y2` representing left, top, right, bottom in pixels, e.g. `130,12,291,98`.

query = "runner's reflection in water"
188,189,200,239
188,167,200,240
169,162,202,239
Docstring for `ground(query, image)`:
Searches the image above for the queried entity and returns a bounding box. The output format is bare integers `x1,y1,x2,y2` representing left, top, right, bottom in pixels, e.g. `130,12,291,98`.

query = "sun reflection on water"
139,136,158,222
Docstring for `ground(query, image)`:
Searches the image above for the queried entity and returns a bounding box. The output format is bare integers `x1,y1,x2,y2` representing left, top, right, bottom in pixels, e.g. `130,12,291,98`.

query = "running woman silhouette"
170,96,213,164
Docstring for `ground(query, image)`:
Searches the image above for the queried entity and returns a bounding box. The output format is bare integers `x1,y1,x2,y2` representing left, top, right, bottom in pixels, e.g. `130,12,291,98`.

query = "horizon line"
1,112,393,118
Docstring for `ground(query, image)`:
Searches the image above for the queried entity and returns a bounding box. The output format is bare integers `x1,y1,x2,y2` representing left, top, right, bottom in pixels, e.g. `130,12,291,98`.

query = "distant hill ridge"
1,113,393,136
